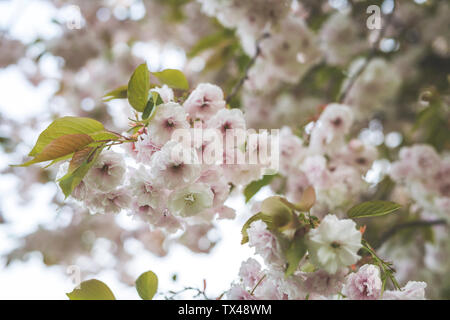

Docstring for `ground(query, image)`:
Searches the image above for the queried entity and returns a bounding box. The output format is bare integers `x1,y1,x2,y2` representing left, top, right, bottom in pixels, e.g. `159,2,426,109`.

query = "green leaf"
142,100,153,120
28,117,106,157
285,232,308,277
89,130,121,141
241,212,274,244
135,270,158,300
142,92,164,120
59,147,102,198
151,91,164,106
260,196,294,228
66,279,116,300
128,63,151,112
102,85,128,102
69,147,94,172
244,174,276,203
347,200,402,219
152,69,189,90
16,133,93,167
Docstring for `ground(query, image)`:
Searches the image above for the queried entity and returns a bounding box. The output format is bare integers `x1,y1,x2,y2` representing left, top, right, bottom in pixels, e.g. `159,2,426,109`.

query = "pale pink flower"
300,155,330,189
198,169,230,207
71,180,89,201
382,281,427,300
239,258,262,288
134,133,161,163
84,151,126,193
331,139,378,173
304,269,347,297
247,220,284,266
216,205,236,220
279,127,305,175
308,103,354,155
206,108,246,134
390,144,441,182
343,264,382,300
129,167,166,209
183,83,226,121
147,102,189,146
253,275,285,300
87,188,131,214
286,170,311,204
150,141,201,190
132,204,181,233
227,285,256,300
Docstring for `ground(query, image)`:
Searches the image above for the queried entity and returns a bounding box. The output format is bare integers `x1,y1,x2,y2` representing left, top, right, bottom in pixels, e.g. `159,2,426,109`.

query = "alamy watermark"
366,5,382,30
169,128,280,172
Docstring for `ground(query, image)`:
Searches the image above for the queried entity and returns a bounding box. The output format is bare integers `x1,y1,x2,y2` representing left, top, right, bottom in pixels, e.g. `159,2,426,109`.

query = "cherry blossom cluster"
197,0,291,56
227,214,427,300
245,13,322,91
389,144,450,220
57,83,277,252
275,103,378,217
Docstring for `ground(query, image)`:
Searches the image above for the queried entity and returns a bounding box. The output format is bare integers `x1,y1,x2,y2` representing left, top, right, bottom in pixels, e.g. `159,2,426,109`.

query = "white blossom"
168,183,214,217
307,214,362,274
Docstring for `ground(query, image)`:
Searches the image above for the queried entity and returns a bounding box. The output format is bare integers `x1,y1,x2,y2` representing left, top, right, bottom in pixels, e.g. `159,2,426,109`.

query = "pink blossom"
147,102,189,146
343,264,382,300
184,83,226,121
304,269,347,297
382,281,427,300
206,108,246,134
308,103,354,155
239,258,262,288
84,150,126,193
227,285,256,300
247,220,283,266
150,141,201,190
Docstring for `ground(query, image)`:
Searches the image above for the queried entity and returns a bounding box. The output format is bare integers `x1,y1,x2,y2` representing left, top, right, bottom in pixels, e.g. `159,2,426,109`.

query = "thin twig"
338,2,396,103
250,274,266,296
165,286,209,300
376,219,447,249
225,33,270,104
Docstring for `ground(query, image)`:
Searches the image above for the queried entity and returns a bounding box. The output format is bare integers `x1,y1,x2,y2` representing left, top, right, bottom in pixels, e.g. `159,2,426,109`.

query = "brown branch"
339,2,396,103
225,33,270,104
375,219,447,249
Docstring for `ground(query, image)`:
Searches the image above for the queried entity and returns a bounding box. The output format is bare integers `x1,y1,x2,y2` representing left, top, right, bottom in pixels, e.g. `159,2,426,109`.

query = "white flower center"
184,193,196,205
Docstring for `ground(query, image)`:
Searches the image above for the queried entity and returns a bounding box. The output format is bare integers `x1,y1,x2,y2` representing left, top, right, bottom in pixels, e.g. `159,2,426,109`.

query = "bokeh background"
0,0,449,299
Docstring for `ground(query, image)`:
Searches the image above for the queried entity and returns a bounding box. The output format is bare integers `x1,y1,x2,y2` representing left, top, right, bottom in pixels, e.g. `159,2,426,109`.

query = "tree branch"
339,3,396,103
375,219,447,249
225,33,270,104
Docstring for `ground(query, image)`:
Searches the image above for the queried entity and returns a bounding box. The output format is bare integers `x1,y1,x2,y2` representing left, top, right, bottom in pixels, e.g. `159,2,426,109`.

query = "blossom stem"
250,274,267,296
